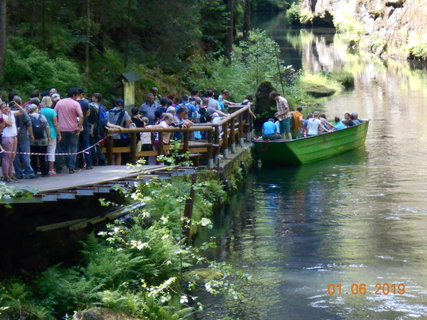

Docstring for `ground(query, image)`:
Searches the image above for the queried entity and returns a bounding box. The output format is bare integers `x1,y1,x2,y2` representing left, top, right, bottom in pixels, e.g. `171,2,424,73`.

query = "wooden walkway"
12,165,164,193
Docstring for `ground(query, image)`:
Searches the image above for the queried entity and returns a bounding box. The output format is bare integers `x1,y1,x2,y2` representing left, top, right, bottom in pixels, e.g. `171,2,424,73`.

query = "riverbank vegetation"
0,171,250,319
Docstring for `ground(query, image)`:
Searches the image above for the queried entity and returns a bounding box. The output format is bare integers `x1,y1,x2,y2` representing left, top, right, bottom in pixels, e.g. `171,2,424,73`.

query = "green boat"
253,121,369,165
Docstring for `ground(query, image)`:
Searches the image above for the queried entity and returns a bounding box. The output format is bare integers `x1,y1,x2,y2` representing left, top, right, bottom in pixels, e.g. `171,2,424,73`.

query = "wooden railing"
104,103,254,168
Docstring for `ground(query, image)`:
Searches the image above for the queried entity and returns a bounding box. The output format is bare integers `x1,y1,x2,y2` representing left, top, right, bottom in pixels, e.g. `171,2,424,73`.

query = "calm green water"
200,15,427,320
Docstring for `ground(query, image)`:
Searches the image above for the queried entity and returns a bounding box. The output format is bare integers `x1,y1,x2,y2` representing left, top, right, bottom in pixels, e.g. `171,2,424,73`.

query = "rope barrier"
0,136,108,156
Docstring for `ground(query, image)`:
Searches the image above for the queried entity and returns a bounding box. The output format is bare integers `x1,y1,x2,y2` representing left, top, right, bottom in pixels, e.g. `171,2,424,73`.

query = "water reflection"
201,15,427,320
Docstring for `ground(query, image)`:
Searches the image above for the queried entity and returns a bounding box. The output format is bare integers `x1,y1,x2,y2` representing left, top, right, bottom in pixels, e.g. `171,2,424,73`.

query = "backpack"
107,108,124,127
32,114,45,139
88,103,99,125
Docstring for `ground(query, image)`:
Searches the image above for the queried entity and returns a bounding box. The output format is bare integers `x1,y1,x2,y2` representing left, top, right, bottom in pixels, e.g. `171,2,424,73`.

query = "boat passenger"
334,117,347,130
303,113,312,137
347,112,362,127
291,106,304,139
262,118,281,140
270,91,292,140
306,111,323,136
343,112,351,125
319,114,334,133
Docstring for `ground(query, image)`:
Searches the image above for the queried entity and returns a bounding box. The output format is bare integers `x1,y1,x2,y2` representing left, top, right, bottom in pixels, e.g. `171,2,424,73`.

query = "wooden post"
214,125,220,164
230,116,236,153
130,132,137,164
183,131,189,154
207,129,214,169
157,132,164,155
183,174,197,241
238,112,244,147
107,135,114,165
222,121,229,158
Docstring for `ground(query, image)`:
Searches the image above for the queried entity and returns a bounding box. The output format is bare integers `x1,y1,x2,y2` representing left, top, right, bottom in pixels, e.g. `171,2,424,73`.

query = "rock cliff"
300,0,427,60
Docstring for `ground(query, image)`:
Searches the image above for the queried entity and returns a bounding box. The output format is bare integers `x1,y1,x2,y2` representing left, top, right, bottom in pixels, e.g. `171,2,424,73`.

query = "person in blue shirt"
176,94,197,120
262,118,281,140
334,116,347,130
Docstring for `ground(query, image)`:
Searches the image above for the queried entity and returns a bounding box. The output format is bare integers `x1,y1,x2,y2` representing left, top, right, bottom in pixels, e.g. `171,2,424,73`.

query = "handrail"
106,126,214,133
103,102,254,168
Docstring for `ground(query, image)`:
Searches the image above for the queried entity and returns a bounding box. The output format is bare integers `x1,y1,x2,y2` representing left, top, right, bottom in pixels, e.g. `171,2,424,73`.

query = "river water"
200,15,427,319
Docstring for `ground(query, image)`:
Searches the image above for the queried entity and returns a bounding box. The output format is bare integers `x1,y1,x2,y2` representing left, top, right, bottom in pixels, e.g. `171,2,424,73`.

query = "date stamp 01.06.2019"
327,283,406,295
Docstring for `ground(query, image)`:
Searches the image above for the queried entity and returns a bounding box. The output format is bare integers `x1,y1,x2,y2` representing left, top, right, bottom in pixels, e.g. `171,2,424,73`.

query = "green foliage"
1,172,245,319
333,11,364,47
3,37,83,97
285,2,302,25
157,140,193,167
407,35,427,60
299,71,344,97
329,71,355,89
189,30,281,101
0,280,54,319
0,182,36,207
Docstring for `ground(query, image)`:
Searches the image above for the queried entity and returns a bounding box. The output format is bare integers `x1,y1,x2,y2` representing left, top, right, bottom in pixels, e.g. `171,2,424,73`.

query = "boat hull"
253,121,369,165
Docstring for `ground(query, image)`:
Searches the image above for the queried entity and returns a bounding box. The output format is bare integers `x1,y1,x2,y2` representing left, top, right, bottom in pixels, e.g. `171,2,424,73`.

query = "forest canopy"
0,0,293,104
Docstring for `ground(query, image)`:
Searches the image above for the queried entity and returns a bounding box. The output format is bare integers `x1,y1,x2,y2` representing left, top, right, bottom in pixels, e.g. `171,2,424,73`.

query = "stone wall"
300,0,427,60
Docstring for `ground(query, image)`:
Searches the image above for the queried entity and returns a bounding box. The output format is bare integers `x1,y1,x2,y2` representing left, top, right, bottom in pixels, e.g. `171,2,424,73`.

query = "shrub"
4,37,83,97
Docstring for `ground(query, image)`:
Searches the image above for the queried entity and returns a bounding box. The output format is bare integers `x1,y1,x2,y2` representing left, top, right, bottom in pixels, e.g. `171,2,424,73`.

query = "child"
140,117,152,151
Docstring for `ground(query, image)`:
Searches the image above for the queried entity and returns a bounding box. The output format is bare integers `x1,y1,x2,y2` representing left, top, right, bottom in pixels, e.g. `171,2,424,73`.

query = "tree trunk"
124,0,130,68
243,0,250,41
0,0,6,83
85,0,91,88
41,0,46,50
225,0,234,60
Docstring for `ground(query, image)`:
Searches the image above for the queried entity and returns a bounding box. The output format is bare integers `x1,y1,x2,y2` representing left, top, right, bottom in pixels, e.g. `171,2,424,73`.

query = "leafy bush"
285,2,302,25
4,37,83,97
333,11,364,47
407,33,427,60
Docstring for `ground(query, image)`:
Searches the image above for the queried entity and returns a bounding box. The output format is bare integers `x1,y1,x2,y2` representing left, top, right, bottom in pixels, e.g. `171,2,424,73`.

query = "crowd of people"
262,91,363,140
0,86,252,182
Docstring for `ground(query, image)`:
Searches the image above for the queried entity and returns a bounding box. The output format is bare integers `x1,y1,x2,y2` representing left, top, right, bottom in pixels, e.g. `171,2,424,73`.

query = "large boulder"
255,81,277,116
73,308,140,320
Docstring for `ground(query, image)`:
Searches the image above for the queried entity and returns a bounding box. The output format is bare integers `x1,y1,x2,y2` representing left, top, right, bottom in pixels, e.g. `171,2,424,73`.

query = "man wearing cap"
54,87,84,174
151,87,162,104
139,93,159,125
51,93,61,108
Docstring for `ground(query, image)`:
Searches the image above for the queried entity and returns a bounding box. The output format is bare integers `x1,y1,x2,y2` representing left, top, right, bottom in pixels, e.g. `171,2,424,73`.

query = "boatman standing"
270,91,292,140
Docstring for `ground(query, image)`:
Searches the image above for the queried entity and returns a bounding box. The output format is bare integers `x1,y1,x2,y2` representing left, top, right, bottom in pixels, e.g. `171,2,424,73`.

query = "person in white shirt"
1,101,26,182
306,111,322,136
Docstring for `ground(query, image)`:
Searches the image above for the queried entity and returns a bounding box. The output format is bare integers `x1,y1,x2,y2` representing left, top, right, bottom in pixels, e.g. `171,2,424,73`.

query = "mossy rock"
330,71,354,89
73,308,141,320
255,81,277,115
303,86,336,97
186,268,223,282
